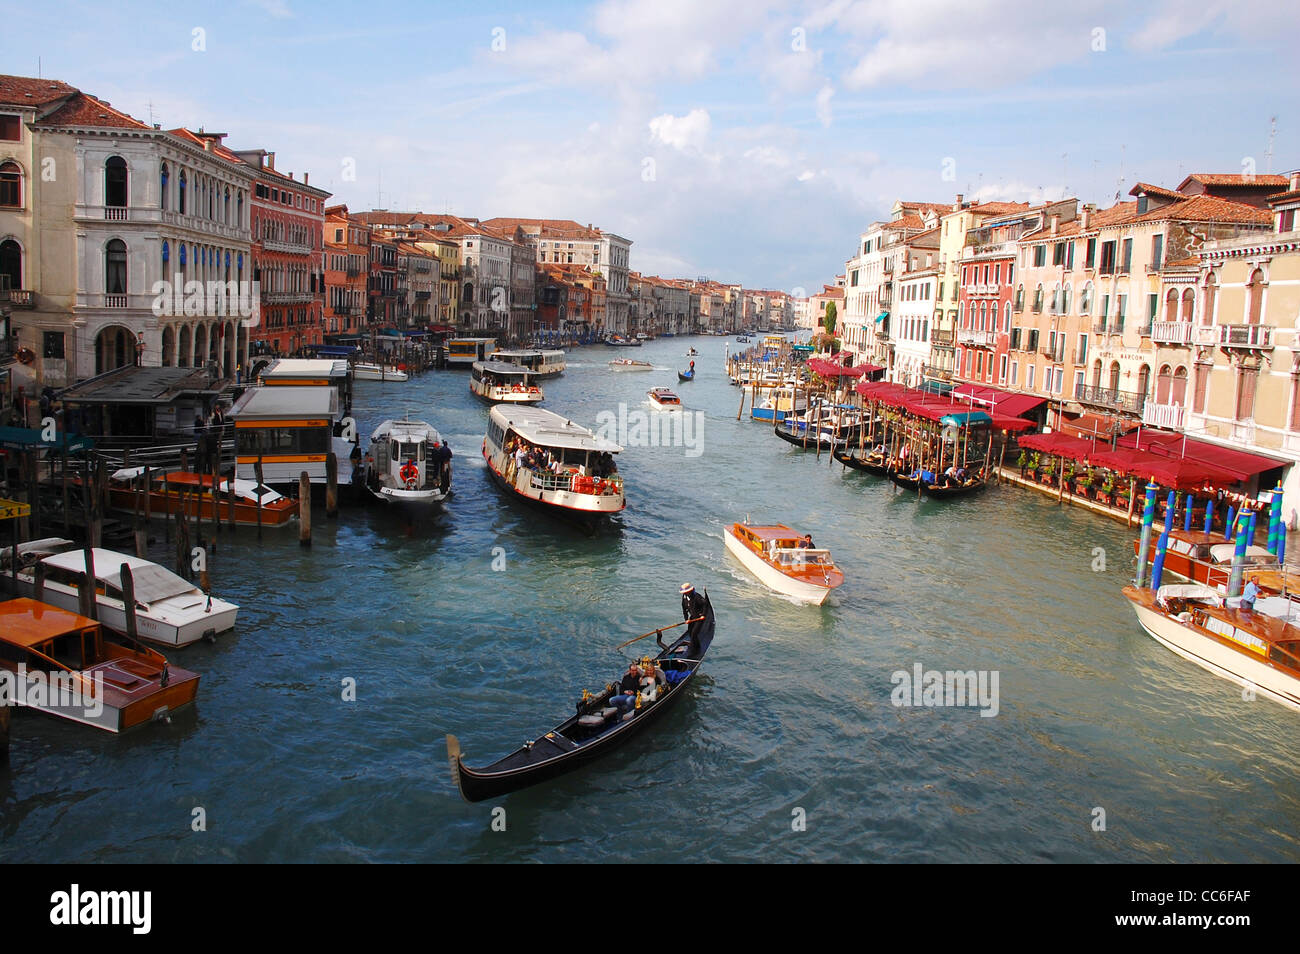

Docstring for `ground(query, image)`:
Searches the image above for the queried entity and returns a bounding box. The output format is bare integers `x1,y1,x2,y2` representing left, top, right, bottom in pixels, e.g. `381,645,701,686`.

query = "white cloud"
649,109,711,151
815,84,834,127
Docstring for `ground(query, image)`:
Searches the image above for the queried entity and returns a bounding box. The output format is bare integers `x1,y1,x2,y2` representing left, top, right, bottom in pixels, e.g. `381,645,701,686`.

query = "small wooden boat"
832,447,889,476
1,539,239,647
608,358,653,371
1129,532,1275,593
723,521,844,604
352,362,408,382
921,475,987,498
1124,583,1300,712
886,469,925,492
447,594,716,801
677,368,695,381
105,467,297,528
0,597,200,733
647,387,683,410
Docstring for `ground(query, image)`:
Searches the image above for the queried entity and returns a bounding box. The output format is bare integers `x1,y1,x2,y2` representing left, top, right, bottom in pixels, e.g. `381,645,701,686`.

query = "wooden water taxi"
723,521,844,604
448,594,715,801
352,362,408,382
105,467,297,528
647,387,683,410
470,360,544,404
1124,583,1300,712
0,598,200,733
608,358,653,371
1,539,239,647
1129,532,1275,592
483,405,625,529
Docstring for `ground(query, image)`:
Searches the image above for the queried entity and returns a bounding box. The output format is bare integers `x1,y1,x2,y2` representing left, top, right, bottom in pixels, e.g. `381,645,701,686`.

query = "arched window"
0,239,21,289
1157,364,1172,403
1172,367,1188,405
160,162,169,210
1051,283,1062,313
1092,359,1102,389
1004,300,1012,332
1032,283,1044,313
1108,361,1121,393
236,192,243,226
224,188,230,224
0,160,22,208
178,171,187,214
1164,288,1178,323
161,240,169,274
1062,283,1071,314
1202,273,1216,326
1080,282,1093,314
105,156,128,208
1014,284,1024,311
105,239,127,295
1180,288,1194,323
1245,268,1265,324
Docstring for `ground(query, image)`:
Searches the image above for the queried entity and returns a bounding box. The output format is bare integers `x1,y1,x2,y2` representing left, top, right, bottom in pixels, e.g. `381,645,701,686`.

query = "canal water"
3,336,1299,863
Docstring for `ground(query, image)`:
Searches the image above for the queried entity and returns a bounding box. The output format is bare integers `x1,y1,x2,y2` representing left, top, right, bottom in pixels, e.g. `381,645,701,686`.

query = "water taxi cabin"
256,358,353,413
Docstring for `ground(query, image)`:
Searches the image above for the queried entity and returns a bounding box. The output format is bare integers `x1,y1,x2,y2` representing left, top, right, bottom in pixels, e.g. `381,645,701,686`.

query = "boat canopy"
474,360,534,378
491,406,622,453
41,549,197,604
1155,583,1222,607
370,419,441,443
1208,543,1275,565
0,598,98,649
230,386,338,419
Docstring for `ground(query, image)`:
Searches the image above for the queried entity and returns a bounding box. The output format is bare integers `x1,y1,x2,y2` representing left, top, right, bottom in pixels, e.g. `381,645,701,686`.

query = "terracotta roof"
39,91,150,130
1178,173,1290,189
898,201,949,216
969,201,1031,216
1129,182,1184,201
479,217,603,240
0,74,79,109
1134,194,1271,225
888,214,925,230
165,128,246,165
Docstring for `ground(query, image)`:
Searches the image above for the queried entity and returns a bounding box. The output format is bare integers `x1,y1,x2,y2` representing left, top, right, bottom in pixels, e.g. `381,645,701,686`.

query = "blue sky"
6,0,1297,294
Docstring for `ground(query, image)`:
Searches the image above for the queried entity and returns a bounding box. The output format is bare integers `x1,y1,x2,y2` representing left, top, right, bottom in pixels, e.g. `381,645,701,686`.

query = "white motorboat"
723,521,844,605
470,361,544,404
647,387,683,411
364,418,452,510
1125,583,1300,711
1,538,239,648
352,362,408,382
609,359,654,371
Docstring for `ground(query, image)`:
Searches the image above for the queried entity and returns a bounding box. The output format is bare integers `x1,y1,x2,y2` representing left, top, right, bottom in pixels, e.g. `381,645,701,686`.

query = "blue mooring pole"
1135,480,1160,589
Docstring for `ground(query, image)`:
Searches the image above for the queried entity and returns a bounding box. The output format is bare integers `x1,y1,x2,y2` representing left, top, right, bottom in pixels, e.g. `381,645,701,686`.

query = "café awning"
1117,429,1287,482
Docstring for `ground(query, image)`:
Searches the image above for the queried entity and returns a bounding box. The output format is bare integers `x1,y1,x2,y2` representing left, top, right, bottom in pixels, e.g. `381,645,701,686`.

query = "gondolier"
681,582,706,622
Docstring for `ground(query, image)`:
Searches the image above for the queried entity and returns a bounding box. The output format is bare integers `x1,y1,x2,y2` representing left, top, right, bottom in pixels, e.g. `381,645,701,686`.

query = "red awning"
1058,413,1138,441
1090,447,1237,490
808,357,874,378
951,383,1047,418
1117,429,1286,482
1019,432,1101,458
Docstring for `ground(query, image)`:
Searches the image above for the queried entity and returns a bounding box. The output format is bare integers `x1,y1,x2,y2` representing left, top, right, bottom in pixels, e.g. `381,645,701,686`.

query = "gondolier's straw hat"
680,583,694,595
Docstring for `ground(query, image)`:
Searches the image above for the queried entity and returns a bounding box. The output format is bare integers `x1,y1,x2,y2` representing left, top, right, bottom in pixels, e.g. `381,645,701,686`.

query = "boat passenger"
611,664,641,712
639,663,665,704
1241,580,1260,615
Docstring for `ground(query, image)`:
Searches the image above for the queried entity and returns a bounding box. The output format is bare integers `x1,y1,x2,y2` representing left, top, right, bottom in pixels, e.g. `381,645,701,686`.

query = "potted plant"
1017,449,1029,477
1074,468,1093,497
1027,451,1041,479
1040,458,1056,485
1096,473,1115,506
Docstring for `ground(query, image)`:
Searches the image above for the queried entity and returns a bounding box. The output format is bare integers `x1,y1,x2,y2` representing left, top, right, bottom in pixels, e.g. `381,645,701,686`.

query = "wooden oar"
615,616,704,650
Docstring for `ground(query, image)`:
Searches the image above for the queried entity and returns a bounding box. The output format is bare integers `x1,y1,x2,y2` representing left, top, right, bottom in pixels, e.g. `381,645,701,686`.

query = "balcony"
104,294,127,308
264,291,315,305
1193,324,1218,346
104,206,129,222
1218,324,1273,349
263,239,313,256
1093,320,1117,335
0,289,34,308
956,328,995,347
1151,321,1192,345
1075,382,1145,415
931,329,955,347
1142,402,1186,429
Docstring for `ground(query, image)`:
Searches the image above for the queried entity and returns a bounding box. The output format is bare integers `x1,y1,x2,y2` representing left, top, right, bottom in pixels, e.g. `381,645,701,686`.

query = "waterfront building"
234,147,330,357
394,240,438,331
323,205,370,339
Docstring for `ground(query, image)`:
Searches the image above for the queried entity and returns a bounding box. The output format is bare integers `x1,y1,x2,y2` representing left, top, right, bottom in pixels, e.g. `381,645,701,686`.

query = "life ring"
399,462,419,483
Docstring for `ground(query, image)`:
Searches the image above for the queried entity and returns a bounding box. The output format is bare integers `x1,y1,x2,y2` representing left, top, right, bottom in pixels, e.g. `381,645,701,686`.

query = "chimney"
1290,170,1300,192
954,193,963,211
267,152,276,171
304,172,309,184
1081,204,1094,229
1050,214,1059,236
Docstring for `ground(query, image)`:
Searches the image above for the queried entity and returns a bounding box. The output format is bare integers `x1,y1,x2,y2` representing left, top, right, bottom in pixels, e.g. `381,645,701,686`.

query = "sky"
5,0,1298,296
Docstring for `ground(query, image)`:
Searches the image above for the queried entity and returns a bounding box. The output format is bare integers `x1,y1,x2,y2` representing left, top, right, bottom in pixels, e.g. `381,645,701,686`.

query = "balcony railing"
931,329,954,347
264,291,315,304
104,206,129,221
1151,321,1192,345
956,329,994,347
263,239,314,256
1075,382,1146,415
1142,402,1186,429
0,289,34,308
1218,324,1273,349
104,293,128,308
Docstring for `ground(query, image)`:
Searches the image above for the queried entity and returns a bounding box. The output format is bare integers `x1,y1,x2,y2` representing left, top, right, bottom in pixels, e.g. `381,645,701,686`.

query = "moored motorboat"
723,521,844,604
608,358,654,371
482,405,625,529
604,335,641,347
364,418,452,511
1124,583,1300,712
104,467,297,528
1128,532,1275,592
647,387,683,410
447,593,716,801
0,598,200,733
352,362,409,382
1,539,239,648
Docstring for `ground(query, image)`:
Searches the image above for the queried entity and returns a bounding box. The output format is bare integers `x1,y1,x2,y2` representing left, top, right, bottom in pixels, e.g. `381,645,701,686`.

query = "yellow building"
415,234,460,325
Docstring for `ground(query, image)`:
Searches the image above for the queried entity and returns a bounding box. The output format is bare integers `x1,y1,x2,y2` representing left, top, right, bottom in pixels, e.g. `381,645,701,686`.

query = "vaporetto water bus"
446,337,498,367
471,360,544,404
490,348,566,378
483,405,625,528
230,386,359,488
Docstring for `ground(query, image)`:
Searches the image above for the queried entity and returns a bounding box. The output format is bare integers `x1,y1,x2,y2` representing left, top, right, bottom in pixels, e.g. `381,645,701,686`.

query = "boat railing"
528,470,624,495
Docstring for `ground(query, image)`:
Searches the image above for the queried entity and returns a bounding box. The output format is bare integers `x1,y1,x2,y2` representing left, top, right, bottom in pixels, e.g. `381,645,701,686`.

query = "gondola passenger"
611,664,642,712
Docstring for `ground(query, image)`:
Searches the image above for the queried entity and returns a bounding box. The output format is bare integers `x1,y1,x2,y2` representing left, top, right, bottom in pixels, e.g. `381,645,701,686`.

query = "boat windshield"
771,547,834,566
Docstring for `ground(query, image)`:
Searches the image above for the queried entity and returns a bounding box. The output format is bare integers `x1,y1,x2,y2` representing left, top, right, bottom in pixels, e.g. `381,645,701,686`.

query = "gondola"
886,468,925,492
447,594,716,802
773,419,846,451
677,368,695,381
920,474,988,499
832,447,889,476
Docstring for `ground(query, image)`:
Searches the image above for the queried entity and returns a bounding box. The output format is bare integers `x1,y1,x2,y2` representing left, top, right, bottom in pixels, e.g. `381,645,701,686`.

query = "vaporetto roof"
490,406,622,453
